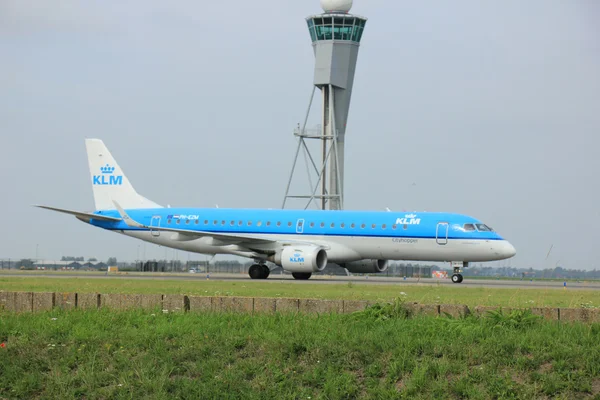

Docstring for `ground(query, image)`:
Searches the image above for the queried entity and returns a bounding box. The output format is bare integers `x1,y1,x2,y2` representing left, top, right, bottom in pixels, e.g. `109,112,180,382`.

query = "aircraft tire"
451,274,463,284
292,272,312,280
249,264,263,279
261,264,270,279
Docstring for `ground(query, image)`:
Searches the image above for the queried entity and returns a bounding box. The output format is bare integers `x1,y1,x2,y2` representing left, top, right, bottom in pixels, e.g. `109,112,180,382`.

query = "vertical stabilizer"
85,139,162,210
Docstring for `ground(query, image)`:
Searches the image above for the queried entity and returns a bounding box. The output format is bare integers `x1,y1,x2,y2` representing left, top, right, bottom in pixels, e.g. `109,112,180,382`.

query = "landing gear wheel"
261,264,270,279
451,274,463,284
292,272,312,280
249,264,263,280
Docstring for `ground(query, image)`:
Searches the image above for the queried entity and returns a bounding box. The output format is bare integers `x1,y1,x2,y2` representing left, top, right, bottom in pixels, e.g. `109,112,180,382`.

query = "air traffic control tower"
282,0,367,211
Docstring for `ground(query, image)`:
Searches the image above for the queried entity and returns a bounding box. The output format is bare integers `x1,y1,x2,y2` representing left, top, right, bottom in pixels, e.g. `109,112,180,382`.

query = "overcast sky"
1,0,598,269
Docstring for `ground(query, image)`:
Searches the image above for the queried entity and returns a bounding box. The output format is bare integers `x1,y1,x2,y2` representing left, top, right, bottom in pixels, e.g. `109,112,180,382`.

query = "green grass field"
1,275,600,308
1,307,599,399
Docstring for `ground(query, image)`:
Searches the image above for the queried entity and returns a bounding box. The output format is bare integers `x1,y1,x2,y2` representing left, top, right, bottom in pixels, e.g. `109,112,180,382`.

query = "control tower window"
463,224,475,231
307,19,317,42
352,19,366,42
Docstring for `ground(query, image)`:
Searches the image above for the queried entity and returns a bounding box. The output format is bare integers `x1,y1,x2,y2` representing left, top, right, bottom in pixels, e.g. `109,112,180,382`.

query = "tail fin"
85,139,162,210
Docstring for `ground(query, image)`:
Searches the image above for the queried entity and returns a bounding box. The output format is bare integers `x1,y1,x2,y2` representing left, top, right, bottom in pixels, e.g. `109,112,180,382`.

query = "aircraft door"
296,219,305,234
150,216,161,237
436,222,448,245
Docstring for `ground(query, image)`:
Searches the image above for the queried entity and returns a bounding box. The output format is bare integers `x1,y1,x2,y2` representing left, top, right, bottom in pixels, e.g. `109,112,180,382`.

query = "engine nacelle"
342,259,389,274
271,246,328,273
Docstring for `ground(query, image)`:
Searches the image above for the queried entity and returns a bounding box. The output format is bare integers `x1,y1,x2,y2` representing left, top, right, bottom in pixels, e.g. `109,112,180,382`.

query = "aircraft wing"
112,201,277,245
35,205,122,223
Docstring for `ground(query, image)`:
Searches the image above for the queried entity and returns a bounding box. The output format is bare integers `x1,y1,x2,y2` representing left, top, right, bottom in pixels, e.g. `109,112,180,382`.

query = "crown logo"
405,213,417,219
100,164,115,174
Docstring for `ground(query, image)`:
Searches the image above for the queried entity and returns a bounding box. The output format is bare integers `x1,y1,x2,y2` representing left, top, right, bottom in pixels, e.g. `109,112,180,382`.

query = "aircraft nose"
501,241,516,258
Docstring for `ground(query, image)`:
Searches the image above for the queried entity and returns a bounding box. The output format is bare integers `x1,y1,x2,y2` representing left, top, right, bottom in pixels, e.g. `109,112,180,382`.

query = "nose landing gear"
248,263,270,279
451,261,467,284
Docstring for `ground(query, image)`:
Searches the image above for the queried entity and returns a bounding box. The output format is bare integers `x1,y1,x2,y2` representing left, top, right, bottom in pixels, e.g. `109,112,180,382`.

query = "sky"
0,0,598,269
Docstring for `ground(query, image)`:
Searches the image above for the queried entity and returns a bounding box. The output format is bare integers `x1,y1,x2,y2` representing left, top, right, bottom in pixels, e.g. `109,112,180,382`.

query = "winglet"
113,200,146,228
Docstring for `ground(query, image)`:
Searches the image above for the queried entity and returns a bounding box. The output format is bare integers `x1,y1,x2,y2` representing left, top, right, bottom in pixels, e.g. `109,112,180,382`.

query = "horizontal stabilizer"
34,205,122,223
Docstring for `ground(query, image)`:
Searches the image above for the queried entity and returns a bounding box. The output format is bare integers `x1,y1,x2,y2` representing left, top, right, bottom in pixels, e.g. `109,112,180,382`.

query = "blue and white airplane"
37,139,516,283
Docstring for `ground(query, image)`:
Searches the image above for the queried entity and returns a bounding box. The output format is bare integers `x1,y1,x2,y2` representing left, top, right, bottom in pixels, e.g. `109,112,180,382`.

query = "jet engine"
342,259,389,274
271,246,328,273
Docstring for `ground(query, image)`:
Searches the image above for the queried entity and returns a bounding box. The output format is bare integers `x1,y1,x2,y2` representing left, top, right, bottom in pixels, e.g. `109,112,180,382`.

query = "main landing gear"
292,272,312,280
248,264,270,280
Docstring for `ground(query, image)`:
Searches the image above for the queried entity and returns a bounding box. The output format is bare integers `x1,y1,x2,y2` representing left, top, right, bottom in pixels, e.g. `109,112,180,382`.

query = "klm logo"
93,164,123,186
396,214,421,225
289,252,305,263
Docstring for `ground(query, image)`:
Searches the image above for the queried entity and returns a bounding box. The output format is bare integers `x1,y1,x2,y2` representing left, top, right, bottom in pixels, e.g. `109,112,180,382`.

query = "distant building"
33,261,81,270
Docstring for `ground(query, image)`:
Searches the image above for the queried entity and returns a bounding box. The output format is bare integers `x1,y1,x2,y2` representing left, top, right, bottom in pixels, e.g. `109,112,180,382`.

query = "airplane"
36,139,516,283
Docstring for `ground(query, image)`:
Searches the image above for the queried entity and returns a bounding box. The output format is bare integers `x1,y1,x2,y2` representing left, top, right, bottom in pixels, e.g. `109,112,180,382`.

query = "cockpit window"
476,224,494,232
463,224,475,231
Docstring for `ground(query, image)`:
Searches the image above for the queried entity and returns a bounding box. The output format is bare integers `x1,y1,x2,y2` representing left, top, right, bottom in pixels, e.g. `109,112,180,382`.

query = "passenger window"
238,221,243,226
403,224,408,230
257,221,262,227
288,222,292,227
213,220,218,225
382,224,386,230
463,224,475,231
392,224,397,230
320,222,325,228
310,222,315,228
204,220,208,225
176,220,181,225
351,223,355,228
248,221,252,226
186,220,190,224
221,221,226,225
340,223,345,228
361,224,365,229
331,223,335,228
372,224,376,229
230,221,235,226
277,222,281,227
266,221,271,226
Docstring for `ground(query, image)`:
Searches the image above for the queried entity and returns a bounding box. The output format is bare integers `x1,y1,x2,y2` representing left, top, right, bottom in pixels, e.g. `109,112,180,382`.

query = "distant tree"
107,257,117,265
88,257,98,262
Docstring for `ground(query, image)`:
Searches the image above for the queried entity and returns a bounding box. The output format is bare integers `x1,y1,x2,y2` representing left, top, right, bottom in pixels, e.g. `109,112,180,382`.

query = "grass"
1,276,600,308
1,306,600,399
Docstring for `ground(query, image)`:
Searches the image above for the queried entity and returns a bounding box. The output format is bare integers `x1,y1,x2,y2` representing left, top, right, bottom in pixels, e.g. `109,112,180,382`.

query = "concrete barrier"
163,295,187,313
15,292,33,313
559,308,600,323
78,293,100,310
440,304,470,318
215,297,254,313
189,296,213,312
254,297,276,313
55,293,76,310
275,298,299,313
0,292,14,311
531,307,559,321
101,293,123,310
342,300,370,313
406,303,440,317
2,291,600,323
33,292,55,312
141,294,163,310
299,299,343,314
472,306,501,317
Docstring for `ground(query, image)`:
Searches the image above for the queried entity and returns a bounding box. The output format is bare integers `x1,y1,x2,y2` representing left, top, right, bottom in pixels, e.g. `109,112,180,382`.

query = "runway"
1,271,599,290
